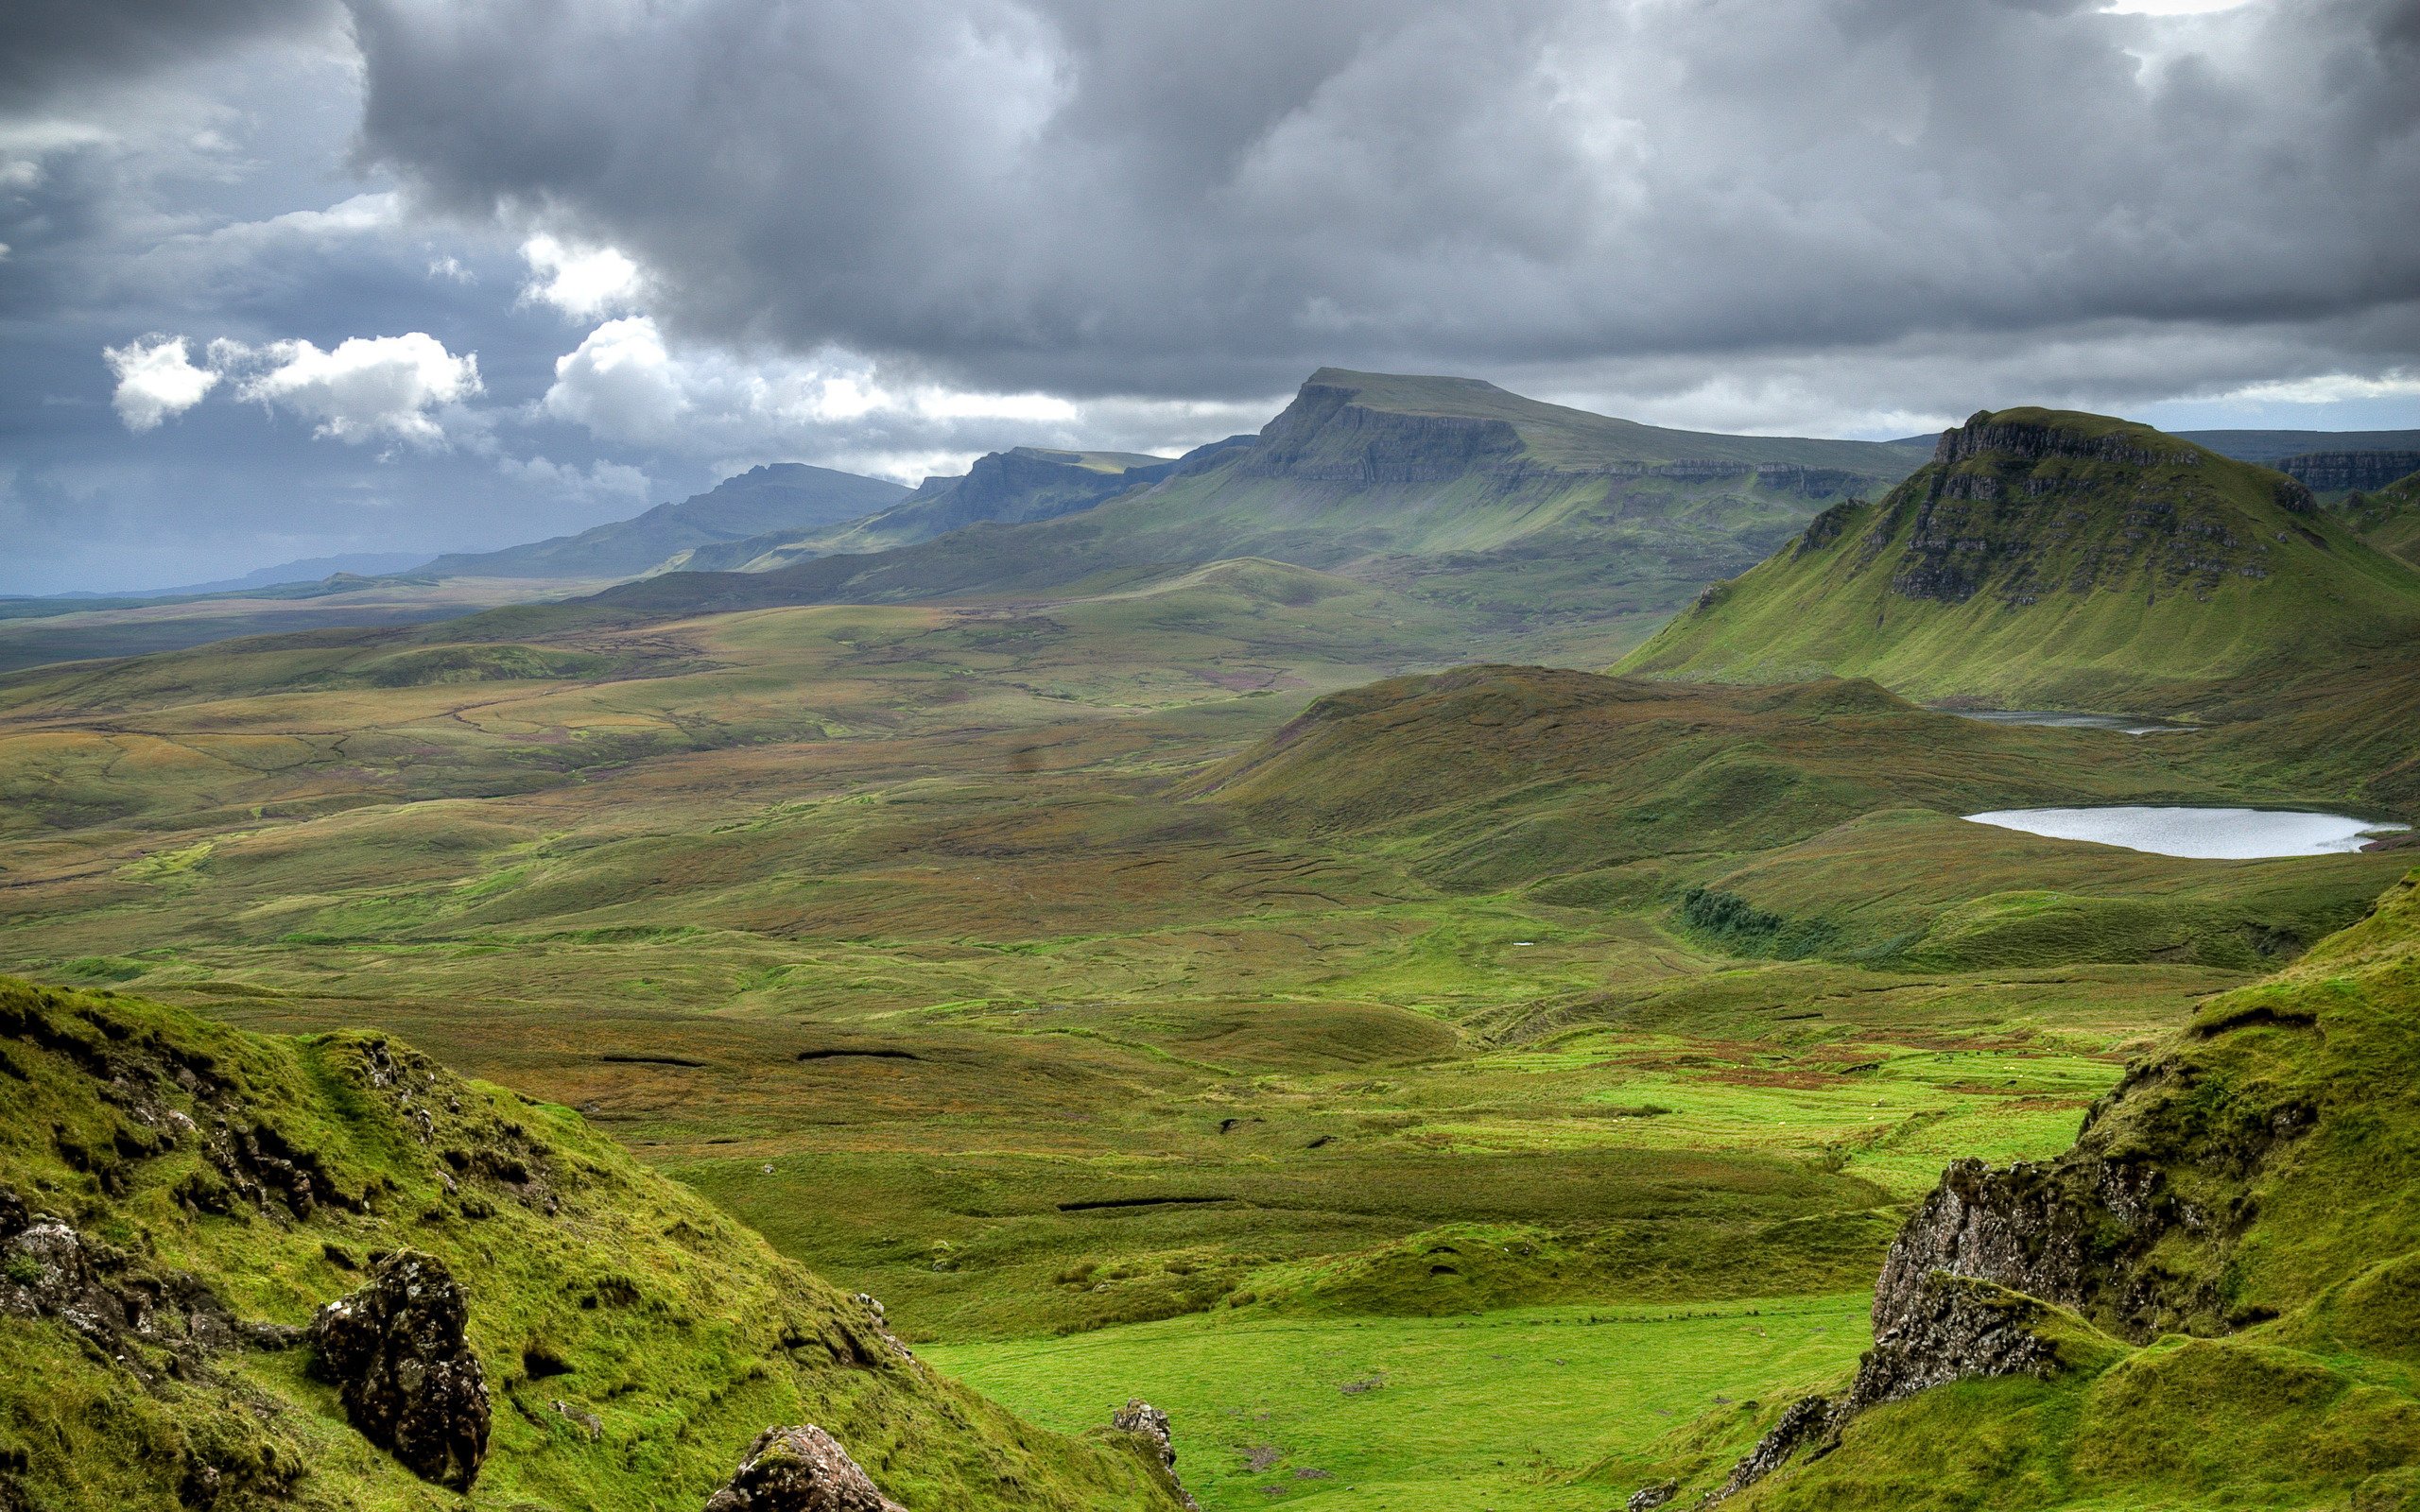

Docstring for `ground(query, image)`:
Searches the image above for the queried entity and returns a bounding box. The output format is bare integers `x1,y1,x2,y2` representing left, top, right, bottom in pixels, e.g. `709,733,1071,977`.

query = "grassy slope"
0,978,1180,1512
1618,408,2420,712
2342,468,2420,568
1710,867,2420,1511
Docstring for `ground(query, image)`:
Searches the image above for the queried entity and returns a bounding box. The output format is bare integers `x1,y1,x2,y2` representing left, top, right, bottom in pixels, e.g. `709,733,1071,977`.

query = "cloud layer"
350,0,2420,400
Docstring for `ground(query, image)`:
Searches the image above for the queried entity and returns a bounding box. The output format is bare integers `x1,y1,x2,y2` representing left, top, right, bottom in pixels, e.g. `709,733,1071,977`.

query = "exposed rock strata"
307,1250,491,1490
2278,449,2420,493
701,1425,904,1512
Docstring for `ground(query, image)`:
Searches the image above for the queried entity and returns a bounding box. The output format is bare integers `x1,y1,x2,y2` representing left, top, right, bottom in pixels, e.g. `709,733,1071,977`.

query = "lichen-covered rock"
1625,1476,1679,1510
307,1250,490,1490
0,1190,127,1338
1111,1400,1199,1509
701,1425,903,1512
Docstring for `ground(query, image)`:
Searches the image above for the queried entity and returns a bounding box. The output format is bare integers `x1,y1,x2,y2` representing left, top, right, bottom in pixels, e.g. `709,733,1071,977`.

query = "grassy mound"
1618,408,2420,711
0,977,1183,1512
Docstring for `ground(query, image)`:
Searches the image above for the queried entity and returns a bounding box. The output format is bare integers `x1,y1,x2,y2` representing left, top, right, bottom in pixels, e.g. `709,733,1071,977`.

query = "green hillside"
419,464,908,581
2341,468,2420,568
1620,408,2420,711
0,977,1184,1512
1643,867,2420,1511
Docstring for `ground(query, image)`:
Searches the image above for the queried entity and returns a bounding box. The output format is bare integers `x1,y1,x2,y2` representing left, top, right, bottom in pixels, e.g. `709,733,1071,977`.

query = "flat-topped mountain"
1620,407,2420,710
420,463,909,580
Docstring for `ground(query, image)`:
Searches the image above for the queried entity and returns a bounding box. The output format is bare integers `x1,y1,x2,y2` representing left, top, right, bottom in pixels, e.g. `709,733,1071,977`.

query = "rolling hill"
1620,407,2420,711
417,463,908,580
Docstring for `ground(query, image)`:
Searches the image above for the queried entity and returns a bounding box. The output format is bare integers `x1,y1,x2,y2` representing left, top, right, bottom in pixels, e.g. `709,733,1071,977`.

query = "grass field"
5,555,2414,1506
927,1297,1873,1510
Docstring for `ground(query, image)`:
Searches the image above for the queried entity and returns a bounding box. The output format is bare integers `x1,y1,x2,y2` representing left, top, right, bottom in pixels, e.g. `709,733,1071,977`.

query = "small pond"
1963,806,2410,860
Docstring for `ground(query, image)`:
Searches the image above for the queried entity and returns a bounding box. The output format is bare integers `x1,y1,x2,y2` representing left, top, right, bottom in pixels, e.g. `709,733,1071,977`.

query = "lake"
1963,806,2410,859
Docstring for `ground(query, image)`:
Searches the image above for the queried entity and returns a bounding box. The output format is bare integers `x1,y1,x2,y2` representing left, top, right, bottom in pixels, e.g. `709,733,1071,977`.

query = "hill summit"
1619,407,2420,710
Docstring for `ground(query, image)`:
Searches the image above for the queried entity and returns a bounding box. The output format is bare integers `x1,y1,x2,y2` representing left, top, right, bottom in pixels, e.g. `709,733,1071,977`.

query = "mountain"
1652,867,2420,1510
662,446,1192,574
0,976,1186,1512
507,369,1928,659
1619,407,2420,711
419,463,909,580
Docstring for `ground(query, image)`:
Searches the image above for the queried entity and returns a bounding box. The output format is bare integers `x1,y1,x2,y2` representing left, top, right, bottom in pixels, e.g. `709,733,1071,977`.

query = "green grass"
927,1296,1874,1510
0,978,1183,1512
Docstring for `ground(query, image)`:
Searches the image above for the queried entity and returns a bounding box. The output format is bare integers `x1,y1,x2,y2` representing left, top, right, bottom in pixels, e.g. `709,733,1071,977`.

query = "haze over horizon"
4,0,2416,593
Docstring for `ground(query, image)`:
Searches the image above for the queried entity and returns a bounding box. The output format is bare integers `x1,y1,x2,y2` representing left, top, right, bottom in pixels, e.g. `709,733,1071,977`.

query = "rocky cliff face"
1238,380,1531,485
2278,450,2420,493
1872,410,2307,605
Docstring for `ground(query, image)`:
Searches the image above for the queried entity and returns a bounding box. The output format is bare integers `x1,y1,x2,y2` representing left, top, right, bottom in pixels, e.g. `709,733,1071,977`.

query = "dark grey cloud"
0,0,339,109
348,0,2420,399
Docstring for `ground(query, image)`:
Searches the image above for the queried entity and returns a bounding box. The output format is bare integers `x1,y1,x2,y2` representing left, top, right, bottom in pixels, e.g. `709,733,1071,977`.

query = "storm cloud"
4,0,2417,592
348,0,2420,399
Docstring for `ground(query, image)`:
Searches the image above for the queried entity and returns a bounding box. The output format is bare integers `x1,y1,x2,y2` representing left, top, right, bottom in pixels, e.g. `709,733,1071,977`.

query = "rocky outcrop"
1,1191,128,1340
307,1251,491,1490
1932,411,2195,471
1111,1399,1200,1510
1846,1274,2064,1409
2278,450,2420,494
1239,382,1529,485
701,1425,904,1512
1626,1476,1680,1509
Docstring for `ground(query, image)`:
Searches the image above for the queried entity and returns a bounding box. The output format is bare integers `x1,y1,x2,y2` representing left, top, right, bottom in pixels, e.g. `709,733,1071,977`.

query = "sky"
3,0,2416,593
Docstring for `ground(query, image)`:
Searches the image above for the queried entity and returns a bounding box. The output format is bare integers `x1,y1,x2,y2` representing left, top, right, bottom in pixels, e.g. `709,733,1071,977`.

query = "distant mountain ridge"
1621,407,2420,710
418,463,908,580
665,445,1192,574
499,369,1931,660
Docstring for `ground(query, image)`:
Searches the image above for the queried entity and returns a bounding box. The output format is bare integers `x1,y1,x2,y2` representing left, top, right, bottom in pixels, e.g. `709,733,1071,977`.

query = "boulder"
701,1425,903,1512
306,1251,490,1490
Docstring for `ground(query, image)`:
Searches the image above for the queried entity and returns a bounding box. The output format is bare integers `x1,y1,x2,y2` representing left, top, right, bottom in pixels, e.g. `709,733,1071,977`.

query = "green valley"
7,385,2420,1512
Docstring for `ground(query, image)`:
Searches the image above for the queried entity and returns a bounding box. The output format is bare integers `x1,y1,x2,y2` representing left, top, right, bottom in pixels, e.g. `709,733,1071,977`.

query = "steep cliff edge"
0,978,1184,1512
1677,868,2420,1509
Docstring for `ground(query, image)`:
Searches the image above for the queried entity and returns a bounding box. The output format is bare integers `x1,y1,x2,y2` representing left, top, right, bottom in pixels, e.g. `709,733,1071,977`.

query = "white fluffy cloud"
103,334,221,430
538,315,1199,476
519,234,642,318
216,331,480,444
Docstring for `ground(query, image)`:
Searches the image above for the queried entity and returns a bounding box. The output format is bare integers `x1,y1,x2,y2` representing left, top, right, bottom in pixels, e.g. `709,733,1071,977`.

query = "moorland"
7,375,2420,1511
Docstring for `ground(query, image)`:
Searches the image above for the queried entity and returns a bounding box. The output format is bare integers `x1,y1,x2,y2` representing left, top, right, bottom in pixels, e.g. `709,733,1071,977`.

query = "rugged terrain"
1630,865,2420,1510
0,976,1186,1511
